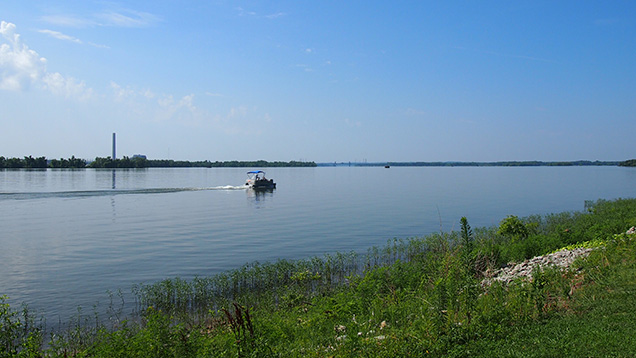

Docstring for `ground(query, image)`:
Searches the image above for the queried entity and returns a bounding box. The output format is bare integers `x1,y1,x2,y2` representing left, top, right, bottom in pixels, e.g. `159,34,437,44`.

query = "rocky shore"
483,247,593,286
483,226,636,286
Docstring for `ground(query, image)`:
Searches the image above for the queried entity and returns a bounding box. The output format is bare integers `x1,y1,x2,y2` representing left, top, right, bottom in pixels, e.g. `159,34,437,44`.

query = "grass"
470,235,636,357
2,198,636,357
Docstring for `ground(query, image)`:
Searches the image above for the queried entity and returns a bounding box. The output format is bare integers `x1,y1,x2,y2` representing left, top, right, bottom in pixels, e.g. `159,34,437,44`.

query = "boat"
245,170,276,190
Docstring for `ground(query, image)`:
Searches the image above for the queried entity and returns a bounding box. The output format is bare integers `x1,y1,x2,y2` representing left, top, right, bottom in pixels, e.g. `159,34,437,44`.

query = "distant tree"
19,156,47,168
88,157,116,168
87,156,147,168
131,156,148,168
6,157,23,168
23,156,35,168
619,159,636,167
34,156,47,168
68,156,86,168
50,156,86,168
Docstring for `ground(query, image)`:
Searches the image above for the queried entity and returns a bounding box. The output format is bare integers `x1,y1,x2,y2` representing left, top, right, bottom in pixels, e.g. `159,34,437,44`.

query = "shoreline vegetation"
323,160,632,167
2,198,636,356
2,155,636,169
0,156,317,169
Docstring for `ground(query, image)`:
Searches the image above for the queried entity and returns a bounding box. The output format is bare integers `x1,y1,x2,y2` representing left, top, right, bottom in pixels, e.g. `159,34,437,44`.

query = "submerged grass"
2,198,636,357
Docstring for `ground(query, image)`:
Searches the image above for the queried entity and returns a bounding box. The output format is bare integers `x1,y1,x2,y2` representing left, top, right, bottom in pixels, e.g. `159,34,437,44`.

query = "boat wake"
0,186,247,200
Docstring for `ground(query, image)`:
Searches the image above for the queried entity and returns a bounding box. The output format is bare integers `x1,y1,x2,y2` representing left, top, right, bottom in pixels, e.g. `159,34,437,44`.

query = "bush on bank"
2,198,636,357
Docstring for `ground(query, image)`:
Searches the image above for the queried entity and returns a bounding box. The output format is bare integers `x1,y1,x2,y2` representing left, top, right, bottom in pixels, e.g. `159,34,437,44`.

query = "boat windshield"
247,171,266,180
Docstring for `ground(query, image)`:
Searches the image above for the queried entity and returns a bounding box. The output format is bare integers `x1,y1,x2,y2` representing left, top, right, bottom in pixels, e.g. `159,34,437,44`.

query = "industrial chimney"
112,133,116,160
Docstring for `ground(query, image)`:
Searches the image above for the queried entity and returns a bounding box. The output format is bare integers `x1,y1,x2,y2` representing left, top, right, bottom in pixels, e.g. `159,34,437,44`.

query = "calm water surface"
1,166,635,320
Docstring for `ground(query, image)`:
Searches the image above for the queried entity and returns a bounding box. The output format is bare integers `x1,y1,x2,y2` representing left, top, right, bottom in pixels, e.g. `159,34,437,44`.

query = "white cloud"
107,81,270,135
95,9,161,28
157,94,174,108
235,7,286,19
0,21,92,98
41,8,160,28
295,63,313,72
235,7,257,17
180,94,195,109
142,89,155,99
265,12,286,19
37,29,108,48
38,29,82,44
110,82,201,124
110,81,135,101
0,21,45,90
153,93,202,125
40,14,95,28
42,72,93,99
228,106,248,119
87,42,110,49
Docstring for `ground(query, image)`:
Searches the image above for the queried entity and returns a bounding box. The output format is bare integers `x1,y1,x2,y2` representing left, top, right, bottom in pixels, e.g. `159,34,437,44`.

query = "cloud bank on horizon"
1,2,635,162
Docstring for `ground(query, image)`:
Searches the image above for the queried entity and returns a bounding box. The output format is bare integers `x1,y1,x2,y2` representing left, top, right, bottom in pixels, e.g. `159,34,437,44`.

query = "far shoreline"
318,160,628,167
3,156,636,169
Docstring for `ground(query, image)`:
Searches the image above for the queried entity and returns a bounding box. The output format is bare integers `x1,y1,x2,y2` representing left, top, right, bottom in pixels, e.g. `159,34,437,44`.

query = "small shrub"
0,296,42,358
497,215,529,241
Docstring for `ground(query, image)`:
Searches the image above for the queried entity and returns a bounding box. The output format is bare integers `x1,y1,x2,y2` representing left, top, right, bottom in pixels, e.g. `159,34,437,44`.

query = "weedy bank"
2,198,636,357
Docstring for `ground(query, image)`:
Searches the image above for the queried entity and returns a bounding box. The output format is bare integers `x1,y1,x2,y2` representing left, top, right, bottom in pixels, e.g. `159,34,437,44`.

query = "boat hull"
251,181,276,190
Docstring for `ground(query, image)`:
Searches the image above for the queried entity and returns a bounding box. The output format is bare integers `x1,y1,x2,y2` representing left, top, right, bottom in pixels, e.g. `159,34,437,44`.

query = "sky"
1,1,635,162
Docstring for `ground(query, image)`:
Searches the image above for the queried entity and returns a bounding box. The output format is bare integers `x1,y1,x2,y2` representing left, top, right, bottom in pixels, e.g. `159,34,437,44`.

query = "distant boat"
385,165,390,168
245,170,276,190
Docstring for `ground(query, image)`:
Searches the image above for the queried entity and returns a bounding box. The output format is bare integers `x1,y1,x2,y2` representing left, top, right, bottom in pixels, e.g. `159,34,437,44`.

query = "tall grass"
131,241,427,319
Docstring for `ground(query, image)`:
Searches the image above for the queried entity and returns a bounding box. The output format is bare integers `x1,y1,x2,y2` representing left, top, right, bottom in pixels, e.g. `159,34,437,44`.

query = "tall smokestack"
112,133,116,160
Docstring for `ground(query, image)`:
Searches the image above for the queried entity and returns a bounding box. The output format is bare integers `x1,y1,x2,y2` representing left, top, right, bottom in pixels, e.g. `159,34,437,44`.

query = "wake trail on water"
0,185,247,200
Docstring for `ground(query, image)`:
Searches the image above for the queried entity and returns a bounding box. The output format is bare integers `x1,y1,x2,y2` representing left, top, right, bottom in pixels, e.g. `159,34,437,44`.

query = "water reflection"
111,170,117,221
246,188,275,207
111,196,117,222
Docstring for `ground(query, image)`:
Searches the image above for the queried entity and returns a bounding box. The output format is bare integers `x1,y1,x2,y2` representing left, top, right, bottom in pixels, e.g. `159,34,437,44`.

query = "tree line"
90,158,317,168
0,156,317,169
347,160,622,167
0,156,86,168
618,159,636,167
145,159,316,168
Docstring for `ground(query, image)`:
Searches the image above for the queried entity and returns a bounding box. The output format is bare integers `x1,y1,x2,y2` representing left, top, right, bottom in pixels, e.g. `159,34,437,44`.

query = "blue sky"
1,1,635,162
